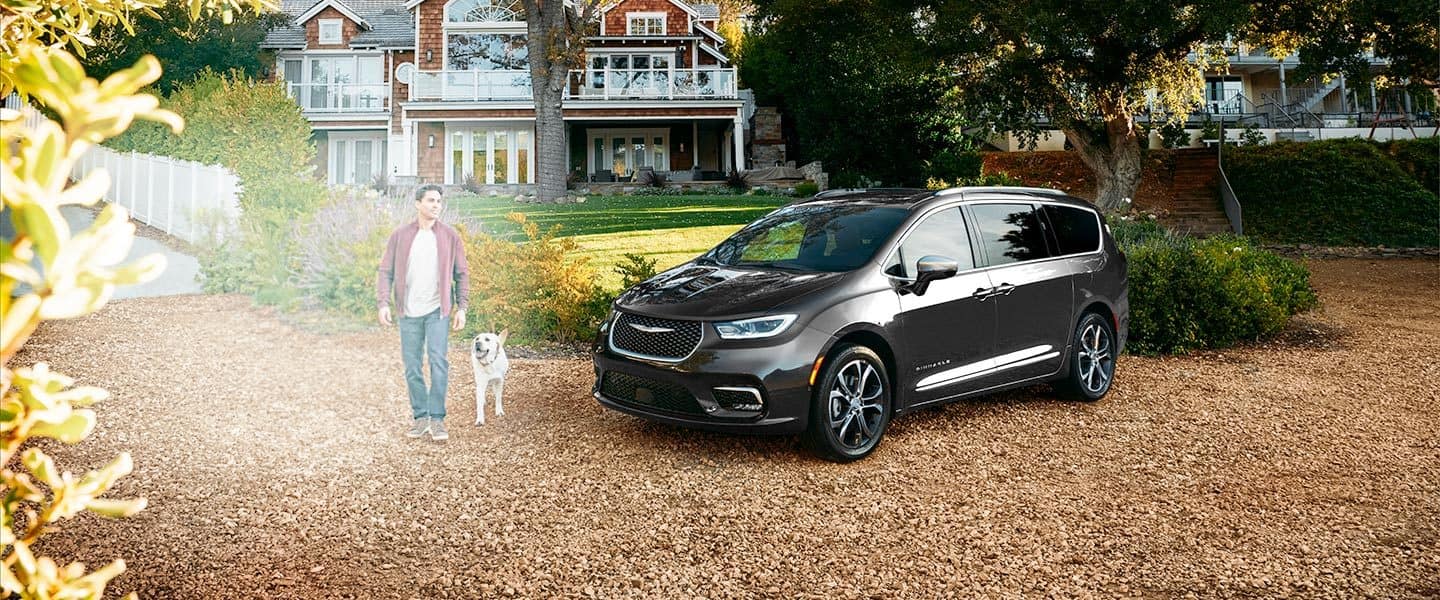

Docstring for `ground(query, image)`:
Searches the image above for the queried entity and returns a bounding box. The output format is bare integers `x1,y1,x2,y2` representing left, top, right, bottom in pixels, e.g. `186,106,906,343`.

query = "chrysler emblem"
630,323,674,334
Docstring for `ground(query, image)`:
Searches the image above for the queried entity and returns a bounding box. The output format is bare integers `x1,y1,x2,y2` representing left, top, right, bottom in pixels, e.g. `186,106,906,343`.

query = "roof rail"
934,186,1070,197
811,187,928,199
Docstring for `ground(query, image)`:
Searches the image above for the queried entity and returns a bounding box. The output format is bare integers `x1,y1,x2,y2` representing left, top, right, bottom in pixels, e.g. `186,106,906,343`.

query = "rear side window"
969,203,1051,266
884,207,974,278
1043,204,1102,255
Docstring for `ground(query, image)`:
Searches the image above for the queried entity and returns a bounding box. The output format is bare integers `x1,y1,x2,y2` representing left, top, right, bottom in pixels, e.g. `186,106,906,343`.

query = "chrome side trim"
915,345,1058,392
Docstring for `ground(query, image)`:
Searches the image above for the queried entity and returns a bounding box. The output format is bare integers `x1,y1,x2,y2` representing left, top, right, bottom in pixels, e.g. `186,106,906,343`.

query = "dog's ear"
499,328,509,345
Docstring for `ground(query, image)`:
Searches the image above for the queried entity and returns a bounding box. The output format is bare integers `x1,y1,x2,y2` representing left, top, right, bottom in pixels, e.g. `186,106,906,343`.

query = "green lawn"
448,194,788,289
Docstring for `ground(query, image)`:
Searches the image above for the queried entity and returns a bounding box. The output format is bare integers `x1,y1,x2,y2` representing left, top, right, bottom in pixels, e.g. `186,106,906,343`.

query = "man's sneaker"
406,417,430,439
430,420,449,442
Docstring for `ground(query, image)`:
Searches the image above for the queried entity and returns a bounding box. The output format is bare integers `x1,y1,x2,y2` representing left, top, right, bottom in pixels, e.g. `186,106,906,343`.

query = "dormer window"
626,12,666,36
318,18,342,44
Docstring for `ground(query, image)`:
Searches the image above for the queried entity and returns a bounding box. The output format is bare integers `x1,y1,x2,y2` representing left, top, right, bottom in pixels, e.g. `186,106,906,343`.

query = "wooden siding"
417,122,446,182
392,50,415,134
417,0,445,71
304,7,361,49
605,0,690,36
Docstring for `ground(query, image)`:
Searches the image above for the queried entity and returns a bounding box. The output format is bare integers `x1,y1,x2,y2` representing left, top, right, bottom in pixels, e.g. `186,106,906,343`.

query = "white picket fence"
6,93,242,245
72,146,243,245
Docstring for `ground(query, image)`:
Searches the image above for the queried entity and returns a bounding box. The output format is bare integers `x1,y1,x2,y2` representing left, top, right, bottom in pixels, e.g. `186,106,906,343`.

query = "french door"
587,128,668,178
328,131,386,186
445,126,535,185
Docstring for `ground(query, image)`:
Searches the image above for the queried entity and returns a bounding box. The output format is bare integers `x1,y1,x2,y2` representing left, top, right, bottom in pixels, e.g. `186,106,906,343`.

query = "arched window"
445,0,524,23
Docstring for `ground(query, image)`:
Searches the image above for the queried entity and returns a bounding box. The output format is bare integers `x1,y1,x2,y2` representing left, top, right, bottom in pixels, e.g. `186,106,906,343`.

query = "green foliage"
925,148,983,185
1158,121,1192,149
1198,117,1220,141
1113,222,1319,355
1225,139,1439,247
613,252,659,289
741,0,968,186
794,181,820,197
1378,138,1439,193
461,213,612,344
1239,123,1267,146
81,3,287,94
110,69,327,293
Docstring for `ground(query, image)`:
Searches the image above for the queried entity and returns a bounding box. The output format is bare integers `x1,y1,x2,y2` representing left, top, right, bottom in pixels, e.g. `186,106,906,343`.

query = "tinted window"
884,208,974,278
970,203,1050,266
705,202,910,272
1044,205,1101,255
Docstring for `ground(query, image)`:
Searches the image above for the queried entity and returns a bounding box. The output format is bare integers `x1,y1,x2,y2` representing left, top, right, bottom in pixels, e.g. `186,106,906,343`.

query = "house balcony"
287,83,390,113
406,68,739,102
410,70,533,102
566,68,738,100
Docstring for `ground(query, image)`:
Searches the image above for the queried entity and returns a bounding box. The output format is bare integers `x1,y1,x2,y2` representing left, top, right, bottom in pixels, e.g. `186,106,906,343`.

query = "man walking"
378,184,469,442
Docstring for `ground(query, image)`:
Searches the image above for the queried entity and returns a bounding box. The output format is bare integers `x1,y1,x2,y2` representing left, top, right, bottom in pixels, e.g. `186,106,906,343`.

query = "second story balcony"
407,68,739,102
287,82,390,113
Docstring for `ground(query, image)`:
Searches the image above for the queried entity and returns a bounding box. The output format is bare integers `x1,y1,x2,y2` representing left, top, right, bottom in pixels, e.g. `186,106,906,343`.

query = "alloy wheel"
827,359,886,450
1077,322,1114,394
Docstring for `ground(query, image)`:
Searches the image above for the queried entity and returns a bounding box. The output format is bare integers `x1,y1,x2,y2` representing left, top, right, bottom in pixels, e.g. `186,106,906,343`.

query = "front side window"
884,207,974,278
1043,205,1102,255
705,203,910,272
970,203,1051,266
626,13,666,35
318,19,342,44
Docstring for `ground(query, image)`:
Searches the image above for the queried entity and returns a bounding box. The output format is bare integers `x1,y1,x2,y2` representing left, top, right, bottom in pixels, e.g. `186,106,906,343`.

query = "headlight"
713,315,798,340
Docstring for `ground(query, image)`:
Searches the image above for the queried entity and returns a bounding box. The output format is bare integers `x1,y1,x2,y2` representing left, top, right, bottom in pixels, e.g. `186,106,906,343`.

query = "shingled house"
261,0,746,190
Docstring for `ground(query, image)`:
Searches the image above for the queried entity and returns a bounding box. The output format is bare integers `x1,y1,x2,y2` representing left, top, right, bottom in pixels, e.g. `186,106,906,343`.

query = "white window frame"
443,125,536,185
318,18,343,44
626,12,667,36
327,131,386,186
587,128,669,178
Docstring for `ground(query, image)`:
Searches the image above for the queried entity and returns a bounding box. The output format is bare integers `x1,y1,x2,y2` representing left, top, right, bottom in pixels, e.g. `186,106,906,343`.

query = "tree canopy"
81,2,287,94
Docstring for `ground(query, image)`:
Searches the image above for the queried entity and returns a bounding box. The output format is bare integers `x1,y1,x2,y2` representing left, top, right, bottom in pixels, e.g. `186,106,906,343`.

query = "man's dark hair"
414,184,444,202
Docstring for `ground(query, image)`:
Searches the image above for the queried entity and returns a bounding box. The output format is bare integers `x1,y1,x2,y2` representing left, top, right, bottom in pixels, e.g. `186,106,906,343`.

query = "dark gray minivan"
592,187,1128,461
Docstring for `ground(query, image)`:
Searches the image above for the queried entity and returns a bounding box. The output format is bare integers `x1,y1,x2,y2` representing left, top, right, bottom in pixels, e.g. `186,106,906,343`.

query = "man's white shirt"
404,227,442,317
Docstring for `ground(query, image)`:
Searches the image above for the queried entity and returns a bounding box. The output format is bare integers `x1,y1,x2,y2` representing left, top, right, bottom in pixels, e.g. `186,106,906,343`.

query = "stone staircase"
1163,148,1234,236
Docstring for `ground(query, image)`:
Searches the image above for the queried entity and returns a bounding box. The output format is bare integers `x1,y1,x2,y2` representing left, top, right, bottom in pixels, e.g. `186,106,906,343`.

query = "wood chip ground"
16,258,1439,598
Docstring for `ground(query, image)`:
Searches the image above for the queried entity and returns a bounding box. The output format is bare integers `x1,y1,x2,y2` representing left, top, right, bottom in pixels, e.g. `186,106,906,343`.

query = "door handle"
974,287,993,301
993,283,1016,296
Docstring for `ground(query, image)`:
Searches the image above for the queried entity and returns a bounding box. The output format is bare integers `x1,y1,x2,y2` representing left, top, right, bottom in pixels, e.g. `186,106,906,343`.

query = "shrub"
1113,222,1318,355
1198,117,1220,141
794,181,820,197
461,213,611,344
1158,120,1190,149
109,69,328,294
1379,138,1439,193
925,148,983,184
1239,123,1266,146
1225,139,1439,247
614,252,659,289
726,169,749,191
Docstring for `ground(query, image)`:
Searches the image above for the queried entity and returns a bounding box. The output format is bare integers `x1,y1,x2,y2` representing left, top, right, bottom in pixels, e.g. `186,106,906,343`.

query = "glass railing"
410,70,533,101
287,83,389,112
566,68,738,99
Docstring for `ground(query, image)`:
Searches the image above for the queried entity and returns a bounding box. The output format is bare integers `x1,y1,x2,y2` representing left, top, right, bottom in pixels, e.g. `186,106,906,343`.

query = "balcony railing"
288,83,389,113
567,68,738,100
410,70,533,102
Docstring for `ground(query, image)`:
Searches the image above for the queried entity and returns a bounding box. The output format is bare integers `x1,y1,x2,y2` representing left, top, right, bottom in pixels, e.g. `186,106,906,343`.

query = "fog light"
713,386,764,412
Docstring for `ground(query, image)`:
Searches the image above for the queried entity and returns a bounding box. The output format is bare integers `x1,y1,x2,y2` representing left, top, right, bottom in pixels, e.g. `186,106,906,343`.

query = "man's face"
416,190,443,220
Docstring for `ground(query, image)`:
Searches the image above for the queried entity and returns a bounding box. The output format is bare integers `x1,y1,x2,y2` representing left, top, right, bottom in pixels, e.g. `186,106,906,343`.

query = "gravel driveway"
17,258,1439,599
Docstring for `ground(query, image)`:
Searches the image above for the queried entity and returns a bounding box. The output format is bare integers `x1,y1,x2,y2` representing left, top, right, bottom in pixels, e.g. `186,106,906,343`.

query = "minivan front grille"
600,371,705,416
610,313,702,361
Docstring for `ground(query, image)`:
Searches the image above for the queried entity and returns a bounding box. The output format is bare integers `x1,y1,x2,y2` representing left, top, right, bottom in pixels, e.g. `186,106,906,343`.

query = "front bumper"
592,324,835,435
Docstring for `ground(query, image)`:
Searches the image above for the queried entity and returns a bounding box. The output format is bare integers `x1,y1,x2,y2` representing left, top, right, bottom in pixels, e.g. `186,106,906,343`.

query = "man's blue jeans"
399,309,449,421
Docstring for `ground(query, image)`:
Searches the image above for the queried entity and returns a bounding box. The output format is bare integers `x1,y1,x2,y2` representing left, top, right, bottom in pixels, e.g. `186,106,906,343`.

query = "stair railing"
1215,119,1244,235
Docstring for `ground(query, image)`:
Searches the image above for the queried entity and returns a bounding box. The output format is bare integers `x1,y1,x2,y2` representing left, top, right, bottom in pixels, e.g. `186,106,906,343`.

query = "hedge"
1224,138,1439,247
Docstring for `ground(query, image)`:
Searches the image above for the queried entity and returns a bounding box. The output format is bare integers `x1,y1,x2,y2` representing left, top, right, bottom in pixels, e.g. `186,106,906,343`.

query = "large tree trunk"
1063,98,1143,213
524,1,575,203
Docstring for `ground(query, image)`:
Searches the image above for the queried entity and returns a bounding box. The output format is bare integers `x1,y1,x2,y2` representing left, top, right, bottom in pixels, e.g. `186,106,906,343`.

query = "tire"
802,344,892,462
1054,312,1118,402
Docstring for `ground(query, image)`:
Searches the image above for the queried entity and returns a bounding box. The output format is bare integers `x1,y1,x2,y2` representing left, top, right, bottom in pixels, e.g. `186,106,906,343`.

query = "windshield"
703,202,911,272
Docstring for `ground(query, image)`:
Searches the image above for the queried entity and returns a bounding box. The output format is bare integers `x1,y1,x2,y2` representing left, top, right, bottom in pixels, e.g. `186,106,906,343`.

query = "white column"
1278,61,1287,106
691,121,699,169
731,116,745,173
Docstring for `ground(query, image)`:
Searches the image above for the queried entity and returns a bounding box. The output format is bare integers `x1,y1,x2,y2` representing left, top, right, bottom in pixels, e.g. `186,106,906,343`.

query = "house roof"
296,0,370,28
691,4,719,19
597,0,700,19
262,0,414,49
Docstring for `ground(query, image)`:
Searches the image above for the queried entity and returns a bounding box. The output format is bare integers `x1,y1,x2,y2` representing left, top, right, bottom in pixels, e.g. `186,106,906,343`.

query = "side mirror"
910,255,958,296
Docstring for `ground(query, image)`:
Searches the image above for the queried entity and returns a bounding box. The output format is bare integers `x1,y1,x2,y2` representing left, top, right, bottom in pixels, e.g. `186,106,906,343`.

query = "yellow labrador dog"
470,329,510,425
